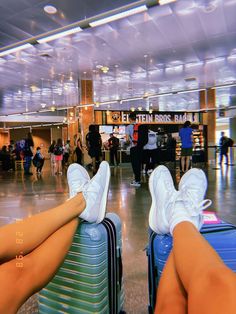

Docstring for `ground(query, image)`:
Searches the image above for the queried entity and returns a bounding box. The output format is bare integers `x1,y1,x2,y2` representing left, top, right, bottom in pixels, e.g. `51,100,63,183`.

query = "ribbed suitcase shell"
147,219,236,313
38,213,124,314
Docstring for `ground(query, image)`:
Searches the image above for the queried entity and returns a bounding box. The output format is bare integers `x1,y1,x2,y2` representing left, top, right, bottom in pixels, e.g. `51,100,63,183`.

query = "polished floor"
0,160,236,314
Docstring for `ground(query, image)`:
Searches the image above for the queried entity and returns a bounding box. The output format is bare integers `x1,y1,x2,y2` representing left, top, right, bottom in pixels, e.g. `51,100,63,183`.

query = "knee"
191,266,236,294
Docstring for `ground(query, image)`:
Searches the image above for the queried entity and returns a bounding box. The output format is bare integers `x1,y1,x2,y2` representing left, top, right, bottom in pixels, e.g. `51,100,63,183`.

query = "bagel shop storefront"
94,111,208,164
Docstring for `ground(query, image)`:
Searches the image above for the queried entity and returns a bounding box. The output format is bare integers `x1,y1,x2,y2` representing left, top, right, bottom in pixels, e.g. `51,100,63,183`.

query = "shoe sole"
96,161,111,224
148,165,171,233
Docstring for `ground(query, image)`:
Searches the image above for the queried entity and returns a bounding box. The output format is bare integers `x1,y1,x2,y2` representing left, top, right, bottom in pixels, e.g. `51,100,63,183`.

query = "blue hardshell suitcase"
38,213,125,314
147,215,236,314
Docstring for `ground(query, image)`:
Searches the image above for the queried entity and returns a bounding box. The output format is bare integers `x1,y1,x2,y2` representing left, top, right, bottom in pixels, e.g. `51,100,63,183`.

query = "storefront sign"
106,111,199,124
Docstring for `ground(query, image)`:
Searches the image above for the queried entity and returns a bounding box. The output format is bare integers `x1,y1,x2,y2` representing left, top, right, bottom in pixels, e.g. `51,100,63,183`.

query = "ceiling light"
95,102,100,108
41,103,46,108
38,27,82,44
51,106,56,112
101,66,109,73
159,0,176,5
131,107,135,112
89,5,147,27
44,5,57,14
138,106,142,111
0,43,31,57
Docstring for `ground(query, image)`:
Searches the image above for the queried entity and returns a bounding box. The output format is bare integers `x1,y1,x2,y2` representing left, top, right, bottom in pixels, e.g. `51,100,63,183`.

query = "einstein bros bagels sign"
105,111,199,124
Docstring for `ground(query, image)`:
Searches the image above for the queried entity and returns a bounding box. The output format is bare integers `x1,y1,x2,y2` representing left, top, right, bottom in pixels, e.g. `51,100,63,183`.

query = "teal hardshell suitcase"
38,213,125,313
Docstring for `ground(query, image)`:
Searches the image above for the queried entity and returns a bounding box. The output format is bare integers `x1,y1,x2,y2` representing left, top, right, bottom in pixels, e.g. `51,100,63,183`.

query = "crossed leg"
0,193,85,313
156,222,236,314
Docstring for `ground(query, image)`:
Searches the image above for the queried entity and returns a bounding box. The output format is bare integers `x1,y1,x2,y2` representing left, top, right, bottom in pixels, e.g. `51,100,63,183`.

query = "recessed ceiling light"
44,5,57,14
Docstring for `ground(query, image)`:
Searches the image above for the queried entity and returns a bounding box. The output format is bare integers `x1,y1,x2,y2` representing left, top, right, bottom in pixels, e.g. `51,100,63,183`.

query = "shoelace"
70,180,89,196
181,186,212,217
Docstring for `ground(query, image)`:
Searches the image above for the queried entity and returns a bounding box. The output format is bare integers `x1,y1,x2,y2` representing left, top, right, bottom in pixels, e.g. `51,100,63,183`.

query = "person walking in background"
63,140,71,168
53,138,64,175
219,131,229,165
74,139,83,165
33,147,45,174
108,133,120,166
23,132,34,176
86,124,102,175
179,121,193,173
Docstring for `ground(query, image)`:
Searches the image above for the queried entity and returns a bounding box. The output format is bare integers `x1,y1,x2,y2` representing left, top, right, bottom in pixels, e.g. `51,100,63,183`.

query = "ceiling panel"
0,0,236,117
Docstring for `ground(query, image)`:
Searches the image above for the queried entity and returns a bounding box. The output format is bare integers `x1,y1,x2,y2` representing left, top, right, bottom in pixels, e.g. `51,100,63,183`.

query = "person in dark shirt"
108,133,120,166
74,138,83,165
219,131,229,165
24,132,34,176
86,125,102,174
179,121,193,173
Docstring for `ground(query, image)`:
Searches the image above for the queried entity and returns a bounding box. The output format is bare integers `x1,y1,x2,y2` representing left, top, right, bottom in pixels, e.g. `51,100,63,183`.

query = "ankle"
68,192,86,214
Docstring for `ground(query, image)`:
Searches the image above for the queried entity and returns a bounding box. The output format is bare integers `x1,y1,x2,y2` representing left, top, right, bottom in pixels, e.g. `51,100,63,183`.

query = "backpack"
132,123,141,145
53,145,63,156
226,138,234,147
48,144,55,153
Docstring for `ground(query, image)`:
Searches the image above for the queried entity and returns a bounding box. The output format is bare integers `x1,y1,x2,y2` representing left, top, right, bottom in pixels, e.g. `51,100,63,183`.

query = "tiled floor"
0,161,235,313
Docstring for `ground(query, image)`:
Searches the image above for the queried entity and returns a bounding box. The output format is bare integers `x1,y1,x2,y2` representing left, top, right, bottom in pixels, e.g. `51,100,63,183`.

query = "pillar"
79,79,94,164
200,88,216,162
229,117,236,140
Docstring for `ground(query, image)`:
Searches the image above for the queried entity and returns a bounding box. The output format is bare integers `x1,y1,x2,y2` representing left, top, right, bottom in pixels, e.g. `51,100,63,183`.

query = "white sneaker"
149,165,178,234
130,180,141,187
169,168,212,234
67,163,90,198
80,161,110,223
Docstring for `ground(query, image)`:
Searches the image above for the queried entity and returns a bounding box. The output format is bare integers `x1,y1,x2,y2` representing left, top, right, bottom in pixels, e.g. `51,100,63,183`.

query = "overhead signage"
105,111,199,124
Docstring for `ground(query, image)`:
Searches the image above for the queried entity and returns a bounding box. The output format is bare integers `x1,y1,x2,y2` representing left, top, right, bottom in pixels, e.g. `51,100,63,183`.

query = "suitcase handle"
118,248,123,289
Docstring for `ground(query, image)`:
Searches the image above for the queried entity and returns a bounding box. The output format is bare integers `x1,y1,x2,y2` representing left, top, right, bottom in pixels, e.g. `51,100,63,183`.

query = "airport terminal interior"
0,0,236,313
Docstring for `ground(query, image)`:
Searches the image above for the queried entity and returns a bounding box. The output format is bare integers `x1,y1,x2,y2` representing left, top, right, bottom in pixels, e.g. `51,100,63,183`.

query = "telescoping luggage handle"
102,217,124,314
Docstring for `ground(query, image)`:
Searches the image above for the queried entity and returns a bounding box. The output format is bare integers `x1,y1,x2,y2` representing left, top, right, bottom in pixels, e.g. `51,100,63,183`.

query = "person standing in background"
108,133,120,166
34,147,45,174
24,132,34,176
219,131,229,165
142,130,158,175
166,133,177,163
63,140,71,168
74,139,83,165
179,121,193,173
86,124,102,175
53,138,64,175
125,113,148,187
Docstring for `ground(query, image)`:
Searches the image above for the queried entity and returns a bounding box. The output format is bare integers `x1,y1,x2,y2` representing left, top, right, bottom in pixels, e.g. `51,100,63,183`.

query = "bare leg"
0,193,85,263
185,156,190,171
155,252,187,314
181,156,186,172
0,218,79,313
172,222,236,314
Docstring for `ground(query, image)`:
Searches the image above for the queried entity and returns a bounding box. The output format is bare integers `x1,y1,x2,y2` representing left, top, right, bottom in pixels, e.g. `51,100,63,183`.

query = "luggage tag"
203,211,221,224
